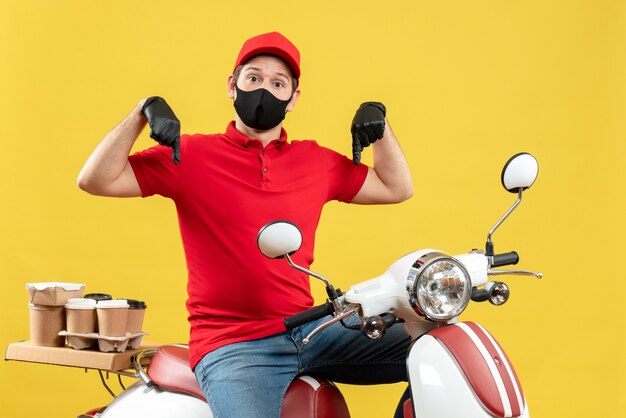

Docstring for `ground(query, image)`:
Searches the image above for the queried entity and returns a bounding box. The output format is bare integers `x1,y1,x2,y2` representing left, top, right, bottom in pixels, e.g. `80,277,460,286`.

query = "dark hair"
233,55,299,93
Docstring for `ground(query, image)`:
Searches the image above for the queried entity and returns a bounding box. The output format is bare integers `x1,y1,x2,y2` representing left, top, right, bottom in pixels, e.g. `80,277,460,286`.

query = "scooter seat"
281,375,351,418
148,345,205,400
147,345,351,418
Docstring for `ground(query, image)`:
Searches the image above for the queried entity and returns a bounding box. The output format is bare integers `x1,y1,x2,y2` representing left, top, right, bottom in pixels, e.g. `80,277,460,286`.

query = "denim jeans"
194,315,411,418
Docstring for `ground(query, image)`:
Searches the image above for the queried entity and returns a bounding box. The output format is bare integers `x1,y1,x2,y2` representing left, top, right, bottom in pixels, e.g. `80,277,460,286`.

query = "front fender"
407,321,528,418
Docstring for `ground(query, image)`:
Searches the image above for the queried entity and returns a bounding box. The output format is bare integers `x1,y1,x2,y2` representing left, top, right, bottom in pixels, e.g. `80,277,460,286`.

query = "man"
78,32,413,417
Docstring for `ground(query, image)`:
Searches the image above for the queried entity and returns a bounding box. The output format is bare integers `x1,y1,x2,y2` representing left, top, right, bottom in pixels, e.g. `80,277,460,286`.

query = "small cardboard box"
26,282,85,306
5,341,164,371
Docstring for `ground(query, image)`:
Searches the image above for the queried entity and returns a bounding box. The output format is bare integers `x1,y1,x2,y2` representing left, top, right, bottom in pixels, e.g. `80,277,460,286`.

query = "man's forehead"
242,55,294,78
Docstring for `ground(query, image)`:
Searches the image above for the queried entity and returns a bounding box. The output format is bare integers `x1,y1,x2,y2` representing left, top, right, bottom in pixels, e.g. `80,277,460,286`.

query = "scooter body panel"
100,381,212,418
407,322,529,418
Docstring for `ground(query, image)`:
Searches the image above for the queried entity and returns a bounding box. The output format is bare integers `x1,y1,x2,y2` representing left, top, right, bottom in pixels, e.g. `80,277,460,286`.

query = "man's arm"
77,99,147,197
352,121,413,204
350,102,414,204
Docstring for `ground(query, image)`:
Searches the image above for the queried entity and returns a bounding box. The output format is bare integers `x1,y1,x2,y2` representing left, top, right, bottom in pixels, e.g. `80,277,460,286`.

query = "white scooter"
82,152,541,418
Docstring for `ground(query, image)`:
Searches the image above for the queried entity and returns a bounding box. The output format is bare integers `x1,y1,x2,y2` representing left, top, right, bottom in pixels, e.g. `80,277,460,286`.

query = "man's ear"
227,75,236,99
286,89,300,112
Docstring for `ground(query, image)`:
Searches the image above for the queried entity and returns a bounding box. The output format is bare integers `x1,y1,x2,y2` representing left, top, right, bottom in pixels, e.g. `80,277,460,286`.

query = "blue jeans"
194,316,411,418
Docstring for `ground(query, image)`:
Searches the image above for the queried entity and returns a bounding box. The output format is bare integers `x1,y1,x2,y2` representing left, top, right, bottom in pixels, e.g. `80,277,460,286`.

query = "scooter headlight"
407,252,472,322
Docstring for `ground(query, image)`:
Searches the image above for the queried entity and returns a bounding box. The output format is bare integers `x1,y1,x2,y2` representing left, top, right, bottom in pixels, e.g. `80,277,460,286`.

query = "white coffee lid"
26,282,85,291
96,299,129,309
65,298,97,309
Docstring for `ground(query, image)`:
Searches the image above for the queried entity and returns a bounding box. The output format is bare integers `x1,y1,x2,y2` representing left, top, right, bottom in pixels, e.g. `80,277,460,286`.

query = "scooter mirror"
501,152,539,193
257,221,303,259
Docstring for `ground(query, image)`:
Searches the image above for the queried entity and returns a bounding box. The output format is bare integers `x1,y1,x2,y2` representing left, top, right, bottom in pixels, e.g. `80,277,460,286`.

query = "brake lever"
488,269,543,279
303,304,360,345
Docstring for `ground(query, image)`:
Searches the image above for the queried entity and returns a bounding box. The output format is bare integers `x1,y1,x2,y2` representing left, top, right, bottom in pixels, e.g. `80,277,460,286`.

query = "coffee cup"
96,300,129,337
65,298,97,349
84,293,112,332
124,299,147,334
29,304,65,347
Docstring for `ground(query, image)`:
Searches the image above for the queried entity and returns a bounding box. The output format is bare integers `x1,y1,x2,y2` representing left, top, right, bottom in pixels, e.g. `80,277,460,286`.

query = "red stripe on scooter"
429,323,506,417
464,322,523,416
472,323,526,414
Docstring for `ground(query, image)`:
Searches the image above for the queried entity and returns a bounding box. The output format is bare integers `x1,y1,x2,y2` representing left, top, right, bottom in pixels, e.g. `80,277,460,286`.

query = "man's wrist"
136,98,149,119
129,101,148,128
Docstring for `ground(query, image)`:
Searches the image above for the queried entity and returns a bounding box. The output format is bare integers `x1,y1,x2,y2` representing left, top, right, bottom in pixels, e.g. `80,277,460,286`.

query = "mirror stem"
284,254,338,300
486,189,523,257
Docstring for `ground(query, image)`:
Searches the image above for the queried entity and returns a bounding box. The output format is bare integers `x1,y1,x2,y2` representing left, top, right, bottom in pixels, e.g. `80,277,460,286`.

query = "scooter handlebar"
284,302,334,330
492,251,519,267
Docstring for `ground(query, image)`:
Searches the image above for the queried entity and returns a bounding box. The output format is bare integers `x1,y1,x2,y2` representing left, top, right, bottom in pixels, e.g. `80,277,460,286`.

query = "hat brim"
236,46,300,79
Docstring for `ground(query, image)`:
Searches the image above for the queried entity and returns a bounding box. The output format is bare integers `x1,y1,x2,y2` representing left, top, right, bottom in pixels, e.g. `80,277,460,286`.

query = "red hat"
233,32,301,78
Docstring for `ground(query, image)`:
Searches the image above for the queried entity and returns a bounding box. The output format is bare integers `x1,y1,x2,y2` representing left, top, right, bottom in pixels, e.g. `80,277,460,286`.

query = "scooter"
82,152,541,418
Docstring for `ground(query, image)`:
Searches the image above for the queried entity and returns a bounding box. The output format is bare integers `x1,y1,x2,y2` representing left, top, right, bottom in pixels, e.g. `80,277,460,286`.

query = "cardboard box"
5,341,164,371
26,282,86,306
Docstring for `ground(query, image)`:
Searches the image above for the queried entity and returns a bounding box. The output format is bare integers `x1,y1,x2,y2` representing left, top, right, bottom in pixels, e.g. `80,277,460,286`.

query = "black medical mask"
233,86,292,131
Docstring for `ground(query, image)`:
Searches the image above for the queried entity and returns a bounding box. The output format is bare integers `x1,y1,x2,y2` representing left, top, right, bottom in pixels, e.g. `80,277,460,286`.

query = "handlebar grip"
284,302,334,330
492,251,519,267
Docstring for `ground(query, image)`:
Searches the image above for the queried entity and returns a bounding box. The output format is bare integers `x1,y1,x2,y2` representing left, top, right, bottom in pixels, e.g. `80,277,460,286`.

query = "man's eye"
249,76,260,82
273,82,284,88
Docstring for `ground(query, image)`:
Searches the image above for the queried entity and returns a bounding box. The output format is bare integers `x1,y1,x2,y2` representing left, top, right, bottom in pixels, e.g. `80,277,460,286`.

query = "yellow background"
1,1,624,417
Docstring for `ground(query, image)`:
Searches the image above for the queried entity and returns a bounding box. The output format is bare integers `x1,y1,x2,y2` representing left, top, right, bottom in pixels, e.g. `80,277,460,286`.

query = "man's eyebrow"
274,71,290,81
244,66,290,81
